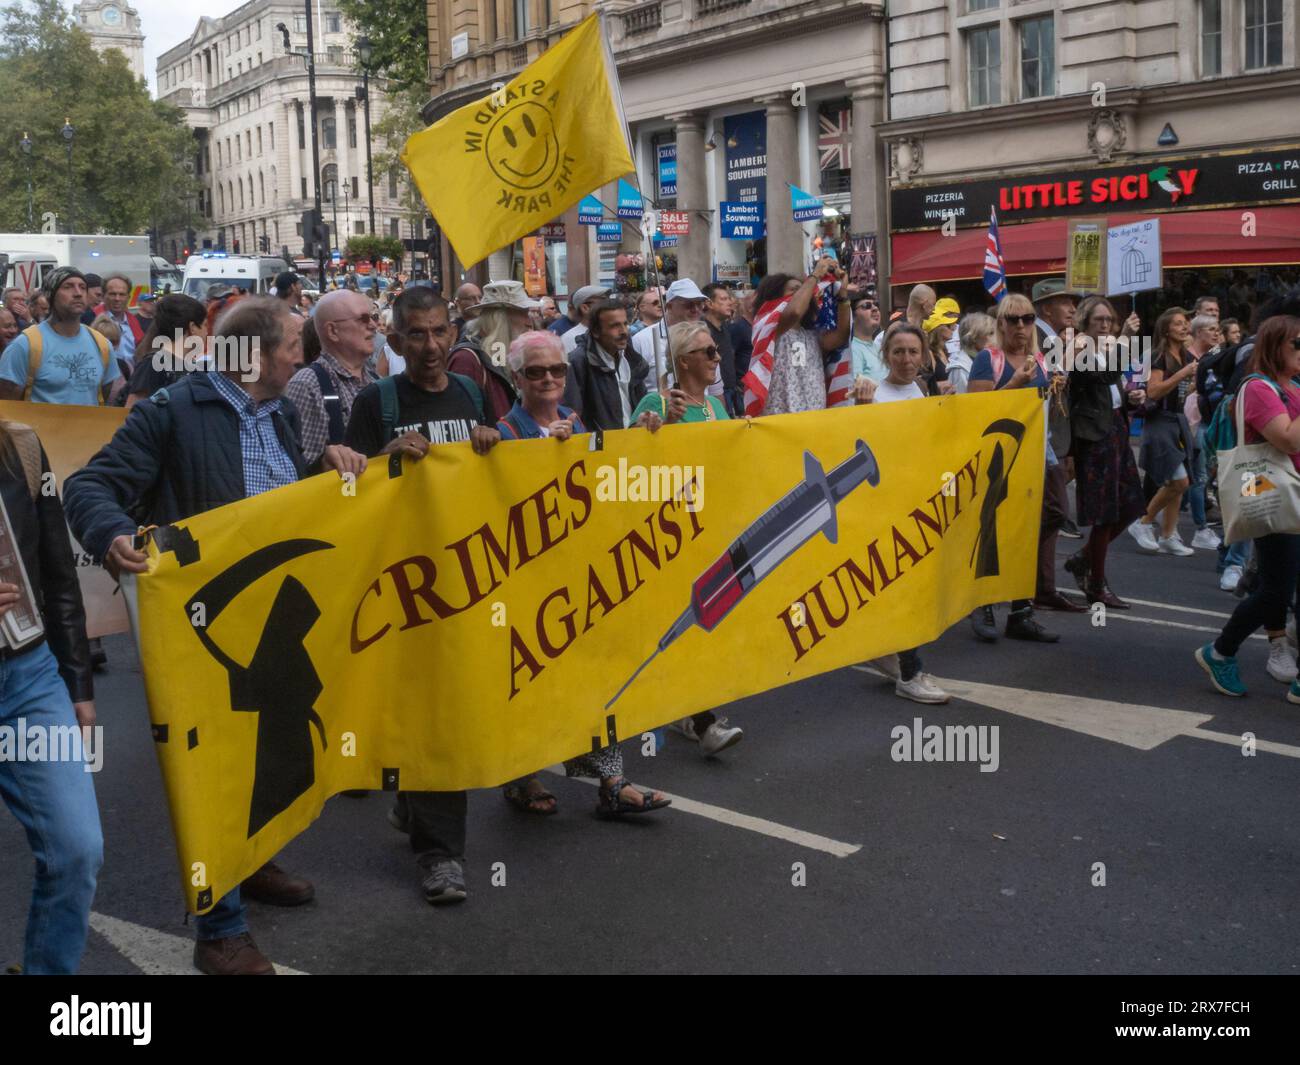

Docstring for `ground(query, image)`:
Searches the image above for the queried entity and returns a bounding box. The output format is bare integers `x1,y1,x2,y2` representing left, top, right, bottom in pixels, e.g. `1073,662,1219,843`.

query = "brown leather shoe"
1032,591,1088,613
1087,580,1131,609
241,861,315,906
193,933,275,975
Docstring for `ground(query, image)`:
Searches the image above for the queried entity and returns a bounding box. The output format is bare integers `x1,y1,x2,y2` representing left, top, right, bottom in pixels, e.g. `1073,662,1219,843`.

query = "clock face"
102,5,120,25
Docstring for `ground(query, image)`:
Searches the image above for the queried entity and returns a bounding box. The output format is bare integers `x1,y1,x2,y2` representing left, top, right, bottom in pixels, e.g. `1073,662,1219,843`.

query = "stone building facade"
76,1,146,81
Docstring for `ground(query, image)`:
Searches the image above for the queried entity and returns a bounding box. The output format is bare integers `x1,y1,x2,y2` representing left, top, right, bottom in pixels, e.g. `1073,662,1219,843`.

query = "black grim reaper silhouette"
184,539,334,837
969,418,1027,579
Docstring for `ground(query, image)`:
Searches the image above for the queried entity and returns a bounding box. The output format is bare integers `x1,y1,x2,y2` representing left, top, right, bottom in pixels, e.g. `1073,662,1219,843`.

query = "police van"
182,252,290,300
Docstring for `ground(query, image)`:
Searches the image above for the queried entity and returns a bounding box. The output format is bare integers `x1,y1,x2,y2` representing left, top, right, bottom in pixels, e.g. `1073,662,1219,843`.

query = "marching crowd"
2,255,1300,977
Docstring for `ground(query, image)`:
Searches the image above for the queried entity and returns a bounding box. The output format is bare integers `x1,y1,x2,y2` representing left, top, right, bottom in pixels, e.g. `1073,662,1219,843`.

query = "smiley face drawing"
486,101,560,191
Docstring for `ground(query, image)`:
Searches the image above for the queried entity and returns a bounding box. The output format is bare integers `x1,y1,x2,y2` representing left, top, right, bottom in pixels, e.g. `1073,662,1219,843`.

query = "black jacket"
0,443,93,701
64,372,309,562
562,335,649,431
1068,365,1126,446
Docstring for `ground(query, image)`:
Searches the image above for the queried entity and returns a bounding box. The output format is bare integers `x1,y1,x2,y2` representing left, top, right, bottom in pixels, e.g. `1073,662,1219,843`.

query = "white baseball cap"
665,278,707,303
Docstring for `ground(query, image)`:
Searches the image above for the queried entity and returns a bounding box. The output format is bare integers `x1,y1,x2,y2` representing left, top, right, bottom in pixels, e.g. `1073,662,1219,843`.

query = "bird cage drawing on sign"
1119,238,1153,288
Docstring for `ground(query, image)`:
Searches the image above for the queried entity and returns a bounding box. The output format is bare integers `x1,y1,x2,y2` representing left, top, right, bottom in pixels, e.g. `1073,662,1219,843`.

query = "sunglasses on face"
523,363,568,380
1292,337,1300,350
1003,314,1036,327
687,345,720,359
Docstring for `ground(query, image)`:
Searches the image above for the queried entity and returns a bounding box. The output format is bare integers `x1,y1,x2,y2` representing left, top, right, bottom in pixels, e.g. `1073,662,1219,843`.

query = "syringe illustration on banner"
606,440,881,709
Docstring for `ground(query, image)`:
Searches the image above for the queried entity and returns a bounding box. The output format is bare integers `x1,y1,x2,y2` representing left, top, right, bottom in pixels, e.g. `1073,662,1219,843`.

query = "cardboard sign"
1066,217,1107,295
1107,217,1162,296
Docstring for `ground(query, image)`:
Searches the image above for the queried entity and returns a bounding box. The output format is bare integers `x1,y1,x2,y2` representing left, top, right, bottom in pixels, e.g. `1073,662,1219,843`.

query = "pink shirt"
1241,378,1300,471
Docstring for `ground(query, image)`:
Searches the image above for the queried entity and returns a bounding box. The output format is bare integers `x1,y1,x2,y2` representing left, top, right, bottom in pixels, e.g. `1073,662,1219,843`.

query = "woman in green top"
631,320,730,425
630,321,744,757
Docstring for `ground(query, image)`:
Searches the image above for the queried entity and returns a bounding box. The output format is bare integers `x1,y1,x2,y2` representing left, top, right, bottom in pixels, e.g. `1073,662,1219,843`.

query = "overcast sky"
132,0,248,94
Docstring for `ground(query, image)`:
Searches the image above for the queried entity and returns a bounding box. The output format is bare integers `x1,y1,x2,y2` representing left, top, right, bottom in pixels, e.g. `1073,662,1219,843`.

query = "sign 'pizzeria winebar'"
890,145,1300,232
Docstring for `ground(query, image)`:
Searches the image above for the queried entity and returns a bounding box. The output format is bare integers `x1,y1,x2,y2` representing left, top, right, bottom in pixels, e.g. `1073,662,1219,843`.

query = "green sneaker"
1195,644,1246,697
1288,680,1300,705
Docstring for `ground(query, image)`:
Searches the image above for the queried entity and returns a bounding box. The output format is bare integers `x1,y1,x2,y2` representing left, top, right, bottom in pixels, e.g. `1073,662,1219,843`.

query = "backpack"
21,324,112,404
310,361,346,446
378,372,486,442
1204,374,1283,454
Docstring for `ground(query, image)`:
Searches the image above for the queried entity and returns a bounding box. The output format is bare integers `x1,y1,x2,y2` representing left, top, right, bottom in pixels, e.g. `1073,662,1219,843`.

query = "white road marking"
542,766,861,858
1122,597,1236,620
852,667,1300,758
89,912,308,975
1106,612,1264,639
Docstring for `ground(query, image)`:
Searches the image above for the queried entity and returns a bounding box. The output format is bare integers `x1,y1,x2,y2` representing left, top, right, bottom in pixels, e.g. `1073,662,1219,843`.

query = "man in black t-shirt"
343,286,499,908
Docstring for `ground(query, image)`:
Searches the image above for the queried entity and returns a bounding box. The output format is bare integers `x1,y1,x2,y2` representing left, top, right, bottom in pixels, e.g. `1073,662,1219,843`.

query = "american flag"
743,282,837,416
818,109,852,171
983,205,1008,300
824,346,854,408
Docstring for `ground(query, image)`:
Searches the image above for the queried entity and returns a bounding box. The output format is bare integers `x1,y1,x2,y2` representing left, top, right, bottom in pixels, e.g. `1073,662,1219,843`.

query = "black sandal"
596,777,671,818
502,779,558,815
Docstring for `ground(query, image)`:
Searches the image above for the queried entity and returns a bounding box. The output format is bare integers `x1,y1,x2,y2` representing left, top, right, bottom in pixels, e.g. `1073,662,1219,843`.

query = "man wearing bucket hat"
0,267,120,405
447,280,538,422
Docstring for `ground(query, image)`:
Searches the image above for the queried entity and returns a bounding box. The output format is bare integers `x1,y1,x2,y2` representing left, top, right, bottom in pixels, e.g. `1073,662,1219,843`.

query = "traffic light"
233,238,241,253
301,209,327,258
259,234,269,253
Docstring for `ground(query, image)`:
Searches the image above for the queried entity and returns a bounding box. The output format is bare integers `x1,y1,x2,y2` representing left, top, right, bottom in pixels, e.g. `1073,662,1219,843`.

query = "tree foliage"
346,234,403,261
0,0,199,235
338,0,427,96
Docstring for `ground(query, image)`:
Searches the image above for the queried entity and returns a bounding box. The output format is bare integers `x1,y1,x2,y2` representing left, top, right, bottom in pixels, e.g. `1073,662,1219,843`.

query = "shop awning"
890,205,1300,286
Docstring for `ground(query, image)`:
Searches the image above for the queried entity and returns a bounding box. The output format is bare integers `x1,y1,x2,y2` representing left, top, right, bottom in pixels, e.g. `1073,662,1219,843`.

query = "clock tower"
75,1,145,81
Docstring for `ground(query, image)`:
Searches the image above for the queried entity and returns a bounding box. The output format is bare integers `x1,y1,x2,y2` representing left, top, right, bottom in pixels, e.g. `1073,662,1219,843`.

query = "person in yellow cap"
920,297,961,395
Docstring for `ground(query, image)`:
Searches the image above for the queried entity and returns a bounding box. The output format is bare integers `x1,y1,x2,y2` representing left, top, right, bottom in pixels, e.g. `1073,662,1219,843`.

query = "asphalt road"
4,516,1298,975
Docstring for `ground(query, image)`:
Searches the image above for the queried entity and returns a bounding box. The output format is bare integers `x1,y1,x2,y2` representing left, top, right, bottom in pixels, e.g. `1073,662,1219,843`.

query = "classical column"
847,74,888,286
286,102,302,204
335,97,352,212
667,111,709,284
759,95,801,275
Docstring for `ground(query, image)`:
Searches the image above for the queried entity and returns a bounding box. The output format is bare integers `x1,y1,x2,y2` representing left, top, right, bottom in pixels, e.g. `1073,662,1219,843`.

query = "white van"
182,253,290,300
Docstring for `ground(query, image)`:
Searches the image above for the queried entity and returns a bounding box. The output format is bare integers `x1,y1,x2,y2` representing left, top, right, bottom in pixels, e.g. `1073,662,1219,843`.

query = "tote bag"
1217,376,1300,541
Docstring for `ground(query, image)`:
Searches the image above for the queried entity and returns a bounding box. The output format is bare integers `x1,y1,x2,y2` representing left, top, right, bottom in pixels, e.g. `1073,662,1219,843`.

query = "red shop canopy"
890,205,1300,286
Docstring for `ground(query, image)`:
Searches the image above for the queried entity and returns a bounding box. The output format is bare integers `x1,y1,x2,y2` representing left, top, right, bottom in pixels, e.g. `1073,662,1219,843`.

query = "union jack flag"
818,109,852,171
983,205,1008,301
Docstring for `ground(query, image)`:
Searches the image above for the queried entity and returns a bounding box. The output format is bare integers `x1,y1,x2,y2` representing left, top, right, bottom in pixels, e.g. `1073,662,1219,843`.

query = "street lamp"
354,35,376,236
19,132,33,232
278,6,327,286
62,118,75,235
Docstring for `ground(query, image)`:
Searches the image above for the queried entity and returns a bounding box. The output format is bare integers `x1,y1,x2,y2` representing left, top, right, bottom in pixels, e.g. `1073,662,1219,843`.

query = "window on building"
301,177,308,199
257,20,261,38
239,181,245,209
1019,15,1054,99
968,0,999,9
352,176,359,199
258,51,262,64
257,127,263,155
296,221,303,237
326,13,341,33
348,112,357,148
1245,0,1283,69
327,45,343,64
323,164,338,202
219,186,225,213
389,171,399,199
486,0,498,41
390,217,400,238
322,116,336,149
355,220,365,235
968,26,1001,106
1200,0,1223,75
297,107,305,148
269,122,274,150
246,130,252,155
293,14,307,33
236,137,241,162
514,0,530,38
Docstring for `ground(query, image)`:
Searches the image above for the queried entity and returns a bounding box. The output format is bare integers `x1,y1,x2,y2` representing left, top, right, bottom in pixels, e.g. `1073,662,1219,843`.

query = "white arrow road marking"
89,912,308,975
1122,597,1236,620
542,766,861,858
854,667,1300,758
1106,612,1265,639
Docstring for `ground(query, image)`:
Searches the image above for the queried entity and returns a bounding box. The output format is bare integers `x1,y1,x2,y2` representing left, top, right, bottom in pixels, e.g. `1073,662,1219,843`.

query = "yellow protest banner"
401,13,636,267
0,401,128,638
134,392,1042,912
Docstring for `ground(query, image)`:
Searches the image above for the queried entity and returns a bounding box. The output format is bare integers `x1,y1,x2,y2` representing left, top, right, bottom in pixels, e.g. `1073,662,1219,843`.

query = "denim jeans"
195,888,246,941
1189,424,1209,528
1215,532,1300,657
397,791,467,864
0,642,103,974
1218,538,1251,573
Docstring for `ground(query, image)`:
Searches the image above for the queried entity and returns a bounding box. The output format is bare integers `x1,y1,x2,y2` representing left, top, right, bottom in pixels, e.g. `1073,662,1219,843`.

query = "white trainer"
1191,527,1223,550
895,674,951,705
698,720,744,756
1127,519,1160,553
1219,565,1243,592
1158,535,1195,556
1267,637,1298,683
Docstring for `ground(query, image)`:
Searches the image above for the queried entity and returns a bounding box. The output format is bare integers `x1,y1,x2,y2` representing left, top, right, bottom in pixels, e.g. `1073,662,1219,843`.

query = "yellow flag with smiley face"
403,13,636,268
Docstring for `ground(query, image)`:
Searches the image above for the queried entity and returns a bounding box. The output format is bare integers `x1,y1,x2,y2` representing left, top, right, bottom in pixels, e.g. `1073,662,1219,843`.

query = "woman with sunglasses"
629,321,745,754
965,293,1064,643
1196,315,1300,699
494,330,672,816
1061,296,1147,607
